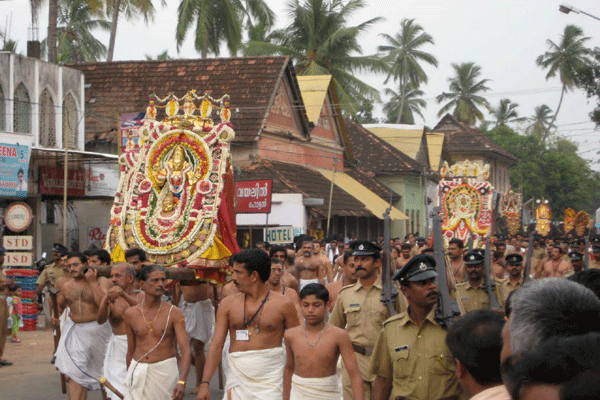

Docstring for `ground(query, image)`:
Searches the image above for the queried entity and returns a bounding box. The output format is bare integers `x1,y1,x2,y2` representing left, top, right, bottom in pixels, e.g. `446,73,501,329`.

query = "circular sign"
4,202,33,232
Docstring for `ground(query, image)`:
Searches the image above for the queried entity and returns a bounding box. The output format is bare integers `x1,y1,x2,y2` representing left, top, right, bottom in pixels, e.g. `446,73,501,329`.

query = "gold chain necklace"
303,323,326,358
141,301,164,332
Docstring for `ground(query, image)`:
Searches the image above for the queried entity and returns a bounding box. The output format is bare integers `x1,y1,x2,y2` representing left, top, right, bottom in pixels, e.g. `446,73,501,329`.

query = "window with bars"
62,94,78,149
14,83,31,134
0,85,5,131
40,89,57,147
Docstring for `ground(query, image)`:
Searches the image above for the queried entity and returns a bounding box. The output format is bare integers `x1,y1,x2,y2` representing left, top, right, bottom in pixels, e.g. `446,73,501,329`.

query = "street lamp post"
559,3,600,22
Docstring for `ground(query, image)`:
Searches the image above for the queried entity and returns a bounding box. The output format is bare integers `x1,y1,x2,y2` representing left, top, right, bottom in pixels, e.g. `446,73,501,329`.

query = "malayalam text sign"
235,180,272,213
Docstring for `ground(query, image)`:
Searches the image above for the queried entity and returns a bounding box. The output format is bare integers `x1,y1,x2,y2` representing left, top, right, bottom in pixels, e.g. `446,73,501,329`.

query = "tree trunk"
395,77,406,124
544,85,565,142
47,0,58,63
107,0,121,62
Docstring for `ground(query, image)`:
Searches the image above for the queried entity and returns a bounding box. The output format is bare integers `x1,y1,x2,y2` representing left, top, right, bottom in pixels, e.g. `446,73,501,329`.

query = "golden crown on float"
146,90,232,130
439,159,490,182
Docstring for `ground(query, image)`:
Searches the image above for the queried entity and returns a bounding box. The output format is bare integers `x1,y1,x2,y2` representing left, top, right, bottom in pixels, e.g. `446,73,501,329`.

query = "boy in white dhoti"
283,283,364,400
196,249,300,400
124,265,191,400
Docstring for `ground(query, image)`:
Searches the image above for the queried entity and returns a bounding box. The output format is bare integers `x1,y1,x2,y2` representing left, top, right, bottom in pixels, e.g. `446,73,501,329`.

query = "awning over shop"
313,168,408,221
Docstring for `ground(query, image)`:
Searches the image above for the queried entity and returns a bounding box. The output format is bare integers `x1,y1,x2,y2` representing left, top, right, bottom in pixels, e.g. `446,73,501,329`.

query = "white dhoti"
55,320,112,390
180,298,215,343
124,357,179,400
103,334,128,399
299,278,319,291
290,374,342,400
225,347,285,400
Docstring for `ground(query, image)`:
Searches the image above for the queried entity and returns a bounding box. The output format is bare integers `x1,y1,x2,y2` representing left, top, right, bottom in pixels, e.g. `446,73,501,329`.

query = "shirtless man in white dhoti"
174,282,215,394
196,249,300,400
54,252,112,400
123,264,191,400
266,258,302,319
284,283,363,400
295,241,325,290
96,263,142,400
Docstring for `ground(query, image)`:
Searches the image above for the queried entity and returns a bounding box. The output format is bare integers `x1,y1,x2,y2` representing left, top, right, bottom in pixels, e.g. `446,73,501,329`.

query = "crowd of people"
1,231,600,400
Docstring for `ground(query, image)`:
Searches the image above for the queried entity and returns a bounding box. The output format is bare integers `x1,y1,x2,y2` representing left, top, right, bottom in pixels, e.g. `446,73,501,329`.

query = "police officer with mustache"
369,254,463,400
329,240,404,400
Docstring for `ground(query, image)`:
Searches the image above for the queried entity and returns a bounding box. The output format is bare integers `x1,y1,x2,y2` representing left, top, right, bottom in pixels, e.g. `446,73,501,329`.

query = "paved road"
1,328,224,400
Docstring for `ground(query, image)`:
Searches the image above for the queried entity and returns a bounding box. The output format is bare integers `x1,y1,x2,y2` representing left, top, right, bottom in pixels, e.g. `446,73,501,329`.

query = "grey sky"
3,0,600,165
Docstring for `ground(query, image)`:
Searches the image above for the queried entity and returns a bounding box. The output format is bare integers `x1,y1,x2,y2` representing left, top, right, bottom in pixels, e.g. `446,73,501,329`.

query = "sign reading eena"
235,180,272,213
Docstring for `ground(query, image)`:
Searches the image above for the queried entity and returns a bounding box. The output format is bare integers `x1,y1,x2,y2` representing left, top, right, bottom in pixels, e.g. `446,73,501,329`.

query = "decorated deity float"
500,190,522,236
438,160,493,248
535,199,552,237
107,90,240,283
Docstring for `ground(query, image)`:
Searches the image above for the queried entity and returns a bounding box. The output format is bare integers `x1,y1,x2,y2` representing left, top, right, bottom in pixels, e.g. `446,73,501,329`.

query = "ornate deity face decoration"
171,146,186,171
162,195,176,213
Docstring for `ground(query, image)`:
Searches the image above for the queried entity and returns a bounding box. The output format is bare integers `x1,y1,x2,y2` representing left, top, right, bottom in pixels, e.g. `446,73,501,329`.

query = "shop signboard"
85,162,119,197
0,136,31,198
235,180,272,213
265,226,294,244
39,167,85,196
3,235,33,250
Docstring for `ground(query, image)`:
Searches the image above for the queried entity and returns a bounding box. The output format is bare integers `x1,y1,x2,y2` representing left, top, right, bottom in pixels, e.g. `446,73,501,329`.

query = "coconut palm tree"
378,18,437,123
527,104,556,138
246,0,385,113
176,0,274,58
490,98,525,127
105,0,164,62
383,86,426,124
536,24,592,141
144,50,173,60
436,62,491,126
53,0,111,63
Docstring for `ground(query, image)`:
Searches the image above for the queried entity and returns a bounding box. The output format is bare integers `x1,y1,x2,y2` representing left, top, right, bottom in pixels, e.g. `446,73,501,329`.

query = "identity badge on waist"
236,330,250,341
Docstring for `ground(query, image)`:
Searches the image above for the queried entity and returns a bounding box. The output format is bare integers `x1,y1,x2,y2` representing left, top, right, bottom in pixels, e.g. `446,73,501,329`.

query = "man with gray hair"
97,263,142,399
501,278,600,363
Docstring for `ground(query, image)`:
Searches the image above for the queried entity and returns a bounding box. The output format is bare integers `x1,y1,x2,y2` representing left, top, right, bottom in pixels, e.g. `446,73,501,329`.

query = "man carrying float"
106,91,240,399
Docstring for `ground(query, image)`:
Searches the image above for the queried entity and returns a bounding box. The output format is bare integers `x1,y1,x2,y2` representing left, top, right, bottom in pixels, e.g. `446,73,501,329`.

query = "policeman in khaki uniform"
451,251,491,312
566,251,585,275
35,243,68,326
369,254,462,400
495,253,524,308
329,240,404,400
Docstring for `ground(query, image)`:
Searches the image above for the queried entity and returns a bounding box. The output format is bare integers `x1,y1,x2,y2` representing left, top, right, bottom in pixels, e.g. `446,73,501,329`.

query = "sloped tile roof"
344,118,424,174
433,114,517,162
70,56,309,145
236,159,375,217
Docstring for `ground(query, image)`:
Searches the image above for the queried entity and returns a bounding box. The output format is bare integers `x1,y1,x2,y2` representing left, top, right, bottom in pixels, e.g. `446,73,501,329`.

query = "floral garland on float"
500,190,522,236
575,211,590,237
564,208,576,234
438,160,493,249
535,199,551,237
106,90,240,284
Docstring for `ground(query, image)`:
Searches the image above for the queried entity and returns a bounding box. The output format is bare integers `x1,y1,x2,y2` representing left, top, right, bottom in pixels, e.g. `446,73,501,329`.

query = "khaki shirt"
369,307,463,400
36,262,64,287
329,279,402,381
495,277,522,308
452,281,490,312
